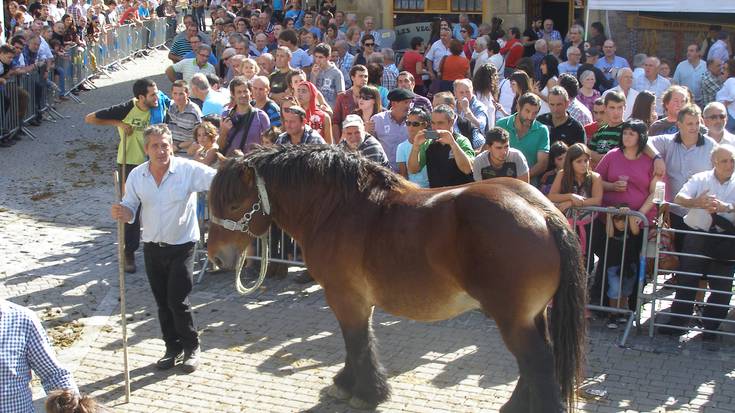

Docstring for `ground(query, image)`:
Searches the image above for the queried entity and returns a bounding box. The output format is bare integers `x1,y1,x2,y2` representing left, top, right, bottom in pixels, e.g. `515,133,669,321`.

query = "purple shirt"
222,108,271,155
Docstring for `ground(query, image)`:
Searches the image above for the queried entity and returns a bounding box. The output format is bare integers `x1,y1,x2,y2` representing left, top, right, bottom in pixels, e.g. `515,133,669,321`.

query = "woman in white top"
472,36,490,76
472,62,501,129
538,55,560,103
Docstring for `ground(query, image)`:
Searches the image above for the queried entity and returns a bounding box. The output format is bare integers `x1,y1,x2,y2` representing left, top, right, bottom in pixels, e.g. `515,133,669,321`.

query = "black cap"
586,46,601,57
387,88,415,102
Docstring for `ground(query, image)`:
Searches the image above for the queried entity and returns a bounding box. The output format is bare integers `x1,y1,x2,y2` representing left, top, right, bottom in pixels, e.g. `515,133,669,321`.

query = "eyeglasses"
359,95,374,100
706,114,727,120
363,43,374,47
460,29,467,33
406,121,425,127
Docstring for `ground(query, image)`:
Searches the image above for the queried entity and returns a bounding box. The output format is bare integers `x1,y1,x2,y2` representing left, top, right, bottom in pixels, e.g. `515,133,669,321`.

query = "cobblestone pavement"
1,50,735,413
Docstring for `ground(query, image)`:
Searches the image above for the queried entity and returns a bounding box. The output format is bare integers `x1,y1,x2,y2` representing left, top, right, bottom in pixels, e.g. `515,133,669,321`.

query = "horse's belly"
377,291,482,322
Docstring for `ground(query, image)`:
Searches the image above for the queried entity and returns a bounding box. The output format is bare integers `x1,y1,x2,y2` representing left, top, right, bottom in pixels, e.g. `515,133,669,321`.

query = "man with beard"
472,127,529,182
496,93,550,184
85,79,161,273
218,76,271,156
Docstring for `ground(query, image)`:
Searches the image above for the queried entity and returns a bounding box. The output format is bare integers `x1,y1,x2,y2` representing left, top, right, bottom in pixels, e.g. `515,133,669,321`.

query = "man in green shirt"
496,93,550,184
85,78,161,273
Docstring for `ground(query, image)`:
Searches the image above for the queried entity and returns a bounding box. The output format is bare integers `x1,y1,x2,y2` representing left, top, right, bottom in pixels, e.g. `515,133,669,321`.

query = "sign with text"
393,22,433,51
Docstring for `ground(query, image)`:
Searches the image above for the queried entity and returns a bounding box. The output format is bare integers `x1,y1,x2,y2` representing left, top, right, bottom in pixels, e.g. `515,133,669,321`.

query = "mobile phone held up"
425,130,438,140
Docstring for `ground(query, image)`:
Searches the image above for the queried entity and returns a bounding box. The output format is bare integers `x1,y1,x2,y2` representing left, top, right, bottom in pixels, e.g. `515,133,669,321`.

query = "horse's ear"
240,165,256,187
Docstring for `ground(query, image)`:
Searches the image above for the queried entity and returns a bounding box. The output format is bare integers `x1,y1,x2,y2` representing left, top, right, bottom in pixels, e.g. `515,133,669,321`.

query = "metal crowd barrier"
646,203,735,339
54,19,176,103
0,65,65,141
569,206,650,346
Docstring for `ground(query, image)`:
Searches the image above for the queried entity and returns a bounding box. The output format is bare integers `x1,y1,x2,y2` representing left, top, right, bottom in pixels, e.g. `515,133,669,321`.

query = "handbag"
646,203,678,273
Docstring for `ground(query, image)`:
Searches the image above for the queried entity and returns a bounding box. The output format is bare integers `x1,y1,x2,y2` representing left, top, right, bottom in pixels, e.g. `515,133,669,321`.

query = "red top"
584,121,599,143
463,39,476,60
500,38,524,68
401,50,424,86
441,55,470,81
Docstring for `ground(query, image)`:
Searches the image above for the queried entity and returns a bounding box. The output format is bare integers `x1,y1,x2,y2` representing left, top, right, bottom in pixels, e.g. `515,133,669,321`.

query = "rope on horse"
234,232,270,295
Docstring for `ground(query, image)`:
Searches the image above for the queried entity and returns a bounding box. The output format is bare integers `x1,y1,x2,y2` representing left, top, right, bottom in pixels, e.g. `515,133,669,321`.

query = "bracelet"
653,154,662,160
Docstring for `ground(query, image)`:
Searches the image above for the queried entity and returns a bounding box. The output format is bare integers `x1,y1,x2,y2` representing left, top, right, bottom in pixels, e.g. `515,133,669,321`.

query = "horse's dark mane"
211,145,406,214
250,145,405,201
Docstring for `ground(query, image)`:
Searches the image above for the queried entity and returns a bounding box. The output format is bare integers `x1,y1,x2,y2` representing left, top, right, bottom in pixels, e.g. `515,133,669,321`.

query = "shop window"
451,0,482,12
394,0,425,10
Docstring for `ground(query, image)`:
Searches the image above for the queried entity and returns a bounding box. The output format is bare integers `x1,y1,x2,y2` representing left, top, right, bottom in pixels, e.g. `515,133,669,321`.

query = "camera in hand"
425,130,438,140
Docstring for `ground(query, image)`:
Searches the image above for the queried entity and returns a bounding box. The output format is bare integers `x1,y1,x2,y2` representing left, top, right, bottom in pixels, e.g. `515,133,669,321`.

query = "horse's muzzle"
209,244,240,270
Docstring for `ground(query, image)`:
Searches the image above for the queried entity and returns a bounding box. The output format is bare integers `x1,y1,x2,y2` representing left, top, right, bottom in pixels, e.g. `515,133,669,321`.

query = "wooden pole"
114,170,131,403
116,127,131,402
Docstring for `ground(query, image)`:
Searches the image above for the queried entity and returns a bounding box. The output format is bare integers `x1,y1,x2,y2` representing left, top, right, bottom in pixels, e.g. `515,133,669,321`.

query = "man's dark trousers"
143,242,199,351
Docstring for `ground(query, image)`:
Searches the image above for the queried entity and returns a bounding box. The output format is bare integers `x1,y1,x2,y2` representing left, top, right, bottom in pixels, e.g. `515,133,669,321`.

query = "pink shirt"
595,147,655,221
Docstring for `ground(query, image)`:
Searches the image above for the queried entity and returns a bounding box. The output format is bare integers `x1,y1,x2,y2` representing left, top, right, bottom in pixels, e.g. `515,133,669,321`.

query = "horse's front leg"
324,287,391,409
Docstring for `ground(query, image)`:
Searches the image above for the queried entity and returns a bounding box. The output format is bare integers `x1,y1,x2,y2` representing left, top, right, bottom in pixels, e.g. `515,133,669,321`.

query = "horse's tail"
547,212,587,412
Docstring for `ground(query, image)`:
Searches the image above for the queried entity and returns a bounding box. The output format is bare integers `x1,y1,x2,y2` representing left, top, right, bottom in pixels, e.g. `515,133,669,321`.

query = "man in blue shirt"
182,35,218,66
595,40,630,86
452,13,478,40
278,28,312,69
0,300,78,413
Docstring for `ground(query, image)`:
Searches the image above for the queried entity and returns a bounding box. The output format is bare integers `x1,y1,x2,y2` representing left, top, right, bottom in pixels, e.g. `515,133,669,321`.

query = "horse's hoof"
326,384,351,400
349,396,377,410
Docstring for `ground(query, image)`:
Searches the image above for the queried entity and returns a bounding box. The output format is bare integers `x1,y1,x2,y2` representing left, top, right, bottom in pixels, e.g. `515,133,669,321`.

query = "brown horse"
207,145,587,412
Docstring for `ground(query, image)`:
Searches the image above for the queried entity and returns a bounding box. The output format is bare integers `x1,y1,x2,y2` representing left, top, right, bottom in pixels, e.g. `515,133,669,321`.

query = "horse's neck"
268,189,333,244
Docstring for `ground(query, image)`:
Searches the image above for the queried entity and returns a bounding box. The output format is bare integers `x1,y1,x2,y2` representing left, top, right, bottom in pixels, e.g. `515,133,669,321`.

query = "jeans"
143,242,198,350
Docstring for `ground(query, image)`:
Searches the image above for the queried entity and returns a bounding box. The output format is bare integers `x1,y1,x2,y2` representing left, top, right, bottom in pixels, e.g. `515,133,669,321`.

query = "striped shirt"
167,100,202,142
255,99,282,127
339,134,388,166
0,300,78,413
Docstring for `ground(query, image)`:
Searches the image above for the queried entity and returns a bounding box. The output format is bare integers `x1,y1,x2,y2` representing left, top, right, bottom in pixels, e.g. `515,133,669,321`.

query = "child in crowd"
261,126,282,146
604,205,640,329
539,141,568,194
46,389,109,413
187,121,220,166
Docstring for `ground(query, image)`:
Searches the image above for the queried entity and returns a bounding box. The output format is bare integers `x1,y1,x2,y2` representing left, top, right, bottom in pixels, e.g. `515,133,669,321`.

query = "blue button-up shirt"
0,300,78,413
121,157,216,244
672,59,707,103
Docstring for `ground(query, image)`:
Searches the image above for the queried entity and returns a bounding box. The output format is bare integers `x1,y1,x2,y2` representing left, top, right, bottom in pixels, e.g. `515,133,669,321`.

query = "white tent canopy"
587,0,735,13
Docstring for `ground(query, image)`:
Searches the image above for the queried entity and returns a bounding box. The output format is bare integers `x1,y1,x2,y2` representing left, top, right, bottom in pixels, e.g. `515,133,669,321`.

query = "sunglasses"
406,121,425,127
364,43,374,47
706,114,727,120
460,29,467,33
359,95,375,100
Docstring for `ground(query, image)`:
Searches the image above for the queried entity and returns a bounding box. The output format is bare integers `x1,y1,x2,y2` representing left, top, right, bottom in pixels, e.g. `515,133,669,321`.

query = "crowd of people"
4,0,735,411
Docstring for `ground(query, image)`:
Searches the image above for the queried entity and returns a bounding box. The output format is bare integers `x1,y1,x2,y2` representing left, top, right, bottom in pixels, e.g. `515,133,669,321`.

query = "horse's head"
207,157,273,270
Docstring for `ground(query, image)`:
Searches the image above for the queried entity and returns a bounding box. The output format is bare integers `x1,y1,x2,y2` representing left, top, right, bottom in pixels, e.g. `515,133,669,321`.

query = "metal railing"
646,203,735,339
1,19,176,141
569,206,650,346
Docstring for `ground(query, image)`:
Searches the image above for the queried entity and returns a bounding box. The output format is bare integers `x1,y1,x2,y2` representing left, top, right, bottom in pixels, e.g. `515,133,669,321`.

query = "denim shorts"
606,265,636,299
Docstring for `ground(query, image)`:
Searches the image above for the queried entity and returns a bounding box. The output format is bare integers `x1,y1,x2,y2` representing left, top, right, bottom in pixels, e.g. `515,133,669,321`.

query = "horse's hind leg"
325,289,391,408
498,315,563,413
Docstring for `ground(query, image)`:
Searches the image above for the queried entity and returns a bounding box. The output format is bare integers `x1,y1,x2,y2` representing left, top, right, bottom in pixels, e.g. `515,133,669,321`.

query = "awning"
587,0,735,13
